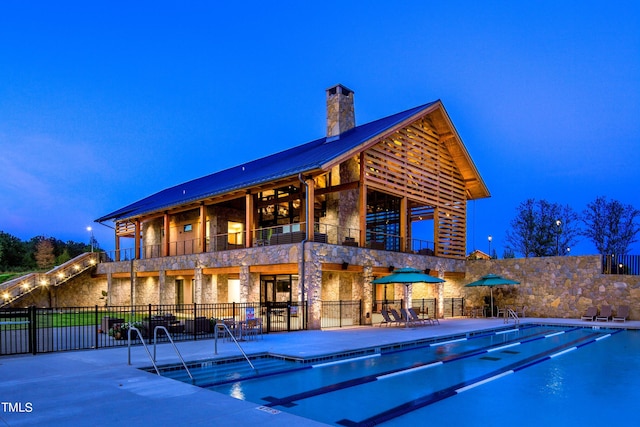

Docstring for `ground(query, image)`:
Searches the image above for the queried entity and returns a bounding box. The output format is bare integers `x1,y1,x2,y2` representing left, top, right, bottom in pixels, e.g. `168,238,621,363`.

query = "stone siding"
461,255,640,320
20,249,639,324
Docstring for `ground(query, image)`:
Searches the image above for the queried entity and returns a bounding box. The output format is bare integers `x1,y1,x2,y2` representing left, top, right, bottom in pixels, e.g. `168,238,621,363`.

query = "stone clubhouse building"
91,84,490,329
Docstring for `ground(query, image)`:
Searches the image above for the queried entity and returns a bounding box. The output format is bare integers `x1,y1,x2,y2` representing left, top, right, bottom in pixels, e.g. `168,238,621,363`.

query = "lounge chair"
407,308,429,326
581,306,597,321
378,309,396,327
612,305,629,322
596,305,612,322
390,309,411,326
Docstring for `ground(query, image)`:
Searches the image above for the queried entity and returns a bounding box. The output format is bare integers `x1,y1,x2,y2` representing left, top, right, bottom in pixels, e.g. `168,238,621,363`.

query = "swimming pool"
154,325,640,426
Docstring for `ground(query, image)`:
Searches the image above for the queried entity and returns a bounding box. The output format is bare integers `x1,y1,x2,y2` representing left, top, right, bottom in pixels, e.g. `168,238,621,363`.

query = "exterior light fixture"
555,219,562,256
87,226,94,252
488,235,492,256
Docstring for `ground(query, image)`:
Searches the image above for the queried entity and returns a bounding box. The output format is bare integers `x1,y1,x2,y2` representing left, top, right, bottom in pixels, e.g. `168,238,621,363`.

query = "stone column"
362,265,374,325
239,265,251,302
158,269,167,305
193,267,203,304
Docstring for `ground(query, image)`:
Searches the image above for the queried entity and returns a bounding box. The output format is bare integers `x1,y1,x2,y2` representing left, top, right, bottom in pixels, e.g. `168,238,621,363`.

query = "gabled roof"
96,100,489,223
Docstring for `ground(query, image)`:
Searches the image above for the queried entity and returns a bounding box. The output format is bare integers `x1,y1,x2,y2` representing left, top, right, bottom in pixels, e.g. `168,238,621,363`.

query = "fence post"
28,306,36,355
95,305,99,350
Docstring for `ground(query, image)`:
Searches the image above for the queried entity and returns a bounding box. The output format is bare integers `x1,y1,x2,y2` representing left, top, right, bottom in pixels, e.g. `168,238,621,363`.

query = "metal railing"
1,253,98,308
0,302,308,357
602,254,640,275
100,221,436,262
321,300,362,328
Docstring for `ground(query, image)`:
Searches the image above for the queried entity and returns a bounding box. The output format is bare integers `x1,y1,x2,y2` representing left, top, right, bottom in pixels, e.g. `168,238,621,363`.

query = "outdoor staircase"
0,252,98,308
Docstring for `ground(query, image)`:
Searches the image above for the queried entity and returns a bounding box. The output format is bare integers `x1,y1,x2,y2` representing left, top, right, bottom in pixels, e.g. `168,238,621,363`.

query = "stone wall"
460,255,640,320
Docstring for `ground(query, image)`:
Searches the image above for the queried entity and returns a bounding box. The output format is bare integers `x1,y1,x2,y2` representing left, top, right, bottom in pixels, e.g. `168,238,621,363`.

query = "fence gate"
0,307,43,355
263,301,306,332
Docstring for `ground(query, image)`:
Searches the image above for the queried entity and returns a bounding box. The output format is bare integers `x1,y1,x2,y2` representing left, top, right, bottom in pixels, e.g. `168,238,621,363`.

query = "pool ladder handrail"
214,321,258,374
126,326,194,383
504,308,520,324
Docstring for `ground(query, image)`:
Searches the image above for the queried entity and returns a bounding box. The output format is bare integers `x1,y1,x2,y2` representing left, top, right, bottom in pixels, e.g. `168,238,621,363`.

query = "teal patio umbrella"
464,274,520,317
372,268,445,326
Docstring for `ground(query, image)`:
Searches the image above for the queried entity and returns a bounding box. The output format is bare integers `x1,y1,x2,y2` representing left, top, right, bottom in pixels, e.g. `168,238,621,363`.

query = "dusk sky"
1,2,638,256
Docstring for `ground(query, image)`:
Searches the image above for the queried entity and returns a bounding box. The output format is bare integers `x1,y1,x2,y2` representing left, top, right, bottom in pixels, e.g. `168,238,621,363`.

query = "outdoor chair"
378,309,397,327
612,305,630,322
515,306,527,317
242,318,262,340
581,306,597,321
389,309,410,326
407,308,429,326
596,305,612,322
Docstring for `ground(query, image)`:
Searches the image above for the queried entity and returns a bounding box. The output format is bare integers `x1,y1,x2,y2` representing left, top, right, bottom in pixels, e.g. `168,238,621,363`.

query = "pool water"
156,325,640,426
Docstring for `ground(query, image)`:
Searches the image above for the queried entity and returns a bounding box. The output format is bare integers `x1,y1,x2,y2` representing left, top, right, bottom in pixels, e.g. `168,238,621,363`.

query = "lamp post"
488,235,492,258
87,226,94,252
555,219,562,256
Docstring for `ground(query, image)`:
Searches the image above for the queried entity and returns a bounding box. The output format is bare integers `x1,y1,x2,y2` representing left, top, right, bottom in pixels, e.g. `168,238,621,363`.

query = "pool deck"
1,317,638,426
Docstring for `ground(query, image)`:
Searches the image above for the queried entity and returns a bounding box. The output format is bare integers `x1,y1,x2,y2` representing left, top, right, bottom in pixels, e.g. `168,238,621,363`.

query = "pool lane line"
312,353,380,368
262,328,569,408
337,331,607,427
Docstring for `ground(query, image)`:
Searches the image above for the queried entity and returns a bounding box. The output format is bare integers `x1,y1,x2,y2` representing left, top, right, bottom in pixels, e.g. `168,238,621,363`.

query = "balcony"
100,222,435,262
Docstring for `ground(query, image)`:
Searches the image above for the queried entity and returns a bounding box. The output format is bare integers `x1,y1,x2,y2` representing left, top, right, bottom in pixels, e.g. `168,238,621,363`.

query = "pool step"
160,356,300,385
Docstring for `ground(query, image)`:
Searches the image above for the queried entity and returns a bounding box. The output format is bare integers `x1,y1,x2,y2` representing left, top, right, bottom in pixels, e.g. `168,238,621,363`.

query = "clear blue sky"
1,1,639,256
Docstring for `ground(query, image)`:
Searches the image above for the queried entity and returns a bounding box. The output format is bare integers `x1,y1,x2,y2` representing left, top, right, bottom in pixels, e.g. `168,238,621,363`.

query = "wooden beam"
249,263,298,274
199,203,206,253
163,213,170,257
203,266,241,275
444,271,465,279
321,263,364,272
359,152,367,248
136,271,159,277
305,177,315,238
372,266,393,275
245,192,254,248
166,269,196,277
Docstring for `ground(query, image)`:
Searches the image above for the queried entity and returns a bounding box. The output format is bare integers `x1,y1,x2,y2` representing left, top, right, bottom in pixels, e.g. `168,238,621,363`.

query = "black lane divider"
336,330,621,427
261,328,564,408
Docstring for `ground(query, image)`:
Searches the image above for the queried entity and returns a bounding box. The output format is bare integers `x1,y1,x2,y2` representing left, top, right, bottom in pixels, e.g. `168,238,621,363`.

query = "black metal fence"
602,254,640,275
0,302,307,356
321,300,363,328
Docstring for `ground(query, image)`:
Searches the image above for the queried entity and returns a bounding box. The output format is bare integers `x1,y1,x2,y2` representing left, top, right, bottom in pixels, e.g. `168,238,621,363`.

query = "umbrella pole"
490,288,494,318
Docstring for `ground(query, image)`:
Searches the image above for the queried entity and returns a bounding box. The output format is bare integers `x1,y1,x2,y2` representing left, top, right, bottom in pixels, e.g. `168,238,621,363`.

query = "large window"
366,190,401,251
257,186,302,228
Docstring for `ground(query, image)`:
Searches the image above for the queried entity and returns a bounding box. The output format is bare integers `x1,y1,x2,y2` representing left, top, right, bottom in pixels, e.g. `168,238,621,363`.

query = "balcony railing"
100,221,435,262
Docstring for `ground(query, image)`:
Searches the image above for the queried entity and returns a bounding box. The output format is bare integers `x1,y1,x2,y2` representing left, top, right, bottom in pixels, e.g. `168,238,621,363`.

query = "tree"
582,196,640,255
506,199,580,257
34,238,56,270
0,231,27,271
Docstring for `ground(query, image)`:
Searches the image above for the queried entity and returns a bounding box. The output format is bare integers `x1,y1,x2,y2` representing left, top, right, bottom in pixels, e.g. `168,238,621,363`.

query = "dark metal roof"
96,102,437,223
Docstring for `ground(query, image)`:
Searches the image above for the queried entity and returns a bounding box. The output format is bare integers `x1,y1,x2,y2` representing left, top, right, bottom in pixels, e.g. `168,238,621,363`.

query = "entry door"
175,279,184,305
261,278,292,332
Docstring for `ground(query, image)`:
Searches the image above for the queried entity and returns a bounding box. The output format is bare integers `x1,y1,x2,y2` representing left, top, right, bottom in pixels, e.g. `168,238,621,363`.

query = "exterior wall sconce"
341,261,349,270
388,265,394,272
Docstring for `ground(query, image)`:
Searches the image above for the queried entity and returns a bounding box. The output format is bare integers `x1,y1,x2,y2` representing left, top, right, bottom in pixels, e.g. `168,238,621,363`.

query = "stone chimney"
326,84,355,139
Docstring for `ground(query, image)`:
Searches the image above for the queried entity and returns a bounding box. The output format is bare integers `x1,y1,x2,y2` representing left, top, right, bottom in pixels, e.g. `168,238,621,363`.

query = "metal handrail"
505,308,520,325
214,321,257,374
152,326,193,382
127,326,160,375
